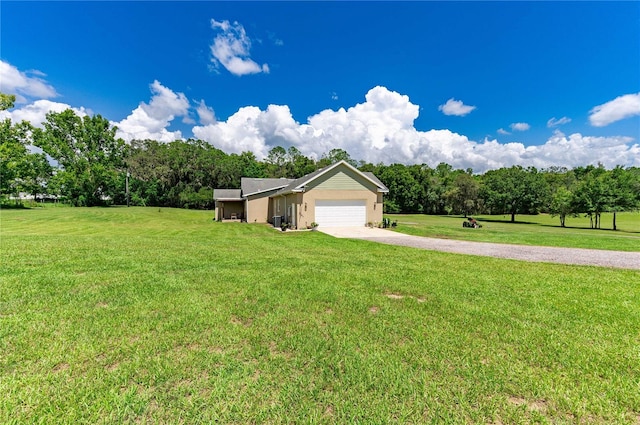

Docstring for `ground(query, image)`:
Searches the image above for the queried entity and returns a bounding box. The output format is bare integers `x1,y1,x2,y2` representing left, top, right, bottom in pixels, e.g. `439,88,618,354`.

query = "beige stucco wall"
246,195,269,223
247,188,286,224
295,189,381,229
243,164,386,229
291,166,383,229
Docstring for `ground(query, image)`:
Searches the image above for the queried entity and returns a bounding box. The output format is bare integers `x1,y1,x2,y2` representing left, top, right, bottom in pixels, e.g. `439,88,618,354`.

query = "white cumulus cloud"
210,19,269,76
113,80,190,142
497,128,511,135
519,131,638,170
193,104,302,159
510,122,530,131
192,86,639,173
589,92,640,127
0,60,58,103
6,71,637,174
196,99,216,125
547,116,571,128
438,98,476,116
0,99,89,128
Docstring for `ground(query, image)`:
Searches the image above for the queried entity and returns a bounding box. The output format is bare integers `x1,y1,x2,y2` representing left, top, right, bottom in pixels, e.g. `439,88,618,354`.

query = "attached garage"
314,199,367,227
214,161,389,229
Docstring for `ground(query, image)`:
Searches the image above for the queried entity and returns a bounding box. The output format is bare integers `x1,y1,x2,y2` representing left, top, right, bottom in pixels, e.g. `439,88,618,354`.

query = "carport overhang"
214,197,246,221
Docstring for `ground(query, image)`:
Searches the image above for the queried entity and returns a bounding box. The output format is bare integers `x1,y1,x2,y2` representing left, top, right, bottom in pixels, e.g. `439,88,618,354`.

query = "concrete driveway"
318,227,640,270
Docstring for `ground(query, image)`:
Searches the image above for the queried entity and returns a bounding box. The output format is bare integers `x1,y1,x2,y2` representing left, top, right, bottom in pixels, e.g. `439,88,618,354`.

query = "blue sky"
2,1,639,172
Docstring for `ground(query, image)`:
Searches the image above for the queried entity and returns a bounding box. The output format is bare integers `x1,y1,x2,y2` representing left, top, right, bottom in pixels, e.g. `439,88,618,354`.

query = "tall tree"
573,165,610,229
447,172,479,217
481,166,549,222
35,110,127,206
549,186,575,227
0,119,30,199
607,166,638,230
285,146,316,178
317,148,357,168
378,163,423,213
265,146,287,178
0,119,52,203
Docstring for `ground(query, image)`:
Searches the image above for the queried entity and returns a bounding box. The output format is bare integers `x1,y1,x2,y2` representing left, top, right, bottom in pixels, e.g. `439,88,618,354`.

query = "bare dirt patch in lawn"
106,362,119,372
53,362,69,372
508,396,548,413
385,293,427,303
230,315,253,327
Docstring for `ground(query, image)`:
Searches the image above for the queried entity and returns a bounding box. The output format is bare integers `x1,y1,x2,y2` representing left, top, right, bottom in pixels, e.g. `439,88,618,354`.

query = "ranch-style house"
213,160,389,229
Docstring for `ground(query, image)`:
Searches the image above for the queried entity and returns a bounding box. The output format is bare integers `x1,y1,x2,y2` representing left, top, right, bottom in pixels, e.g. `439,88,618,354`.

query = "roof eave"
243,185,289,197
306,160,388,192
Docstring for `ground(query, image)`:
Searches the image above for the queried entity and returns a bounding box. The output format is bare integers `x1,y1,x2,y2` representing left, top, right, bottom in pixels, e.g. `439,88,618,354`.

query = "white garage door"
315,200,366,227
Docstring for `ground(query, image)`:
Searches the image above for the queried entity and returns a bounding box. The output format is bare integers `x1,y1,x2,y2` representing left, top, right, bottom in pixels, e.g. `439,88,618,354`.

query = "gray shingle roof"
214,161,388,199
213,189,242,200
241,178,294,196
275,166,330,194
274,161,389,195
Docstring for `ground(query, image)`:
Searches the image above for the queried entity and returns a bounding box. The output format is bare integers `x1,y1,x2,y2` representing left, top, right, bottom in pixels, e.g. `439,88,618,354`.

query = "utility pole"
126,171,130,207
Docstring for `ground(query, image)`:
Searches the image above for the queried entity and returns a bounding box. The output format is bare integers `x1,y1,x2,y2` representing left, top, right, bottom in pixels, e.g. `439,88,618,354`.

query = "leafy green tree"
35,110,127,206
549,186,575,227
125,139,170,206
426,163,457,214
0,119,52,203
18,152,53,200
543,167,578,227
317,148,357,168
0,119,30,199
125,138,245,208
446,172,479,217
285,146,316,178
481,166,549,222
265,146,287,178
238,151,265,179
378,163,423,213
0,93,15,111
572,165,610,229
607,166,638,230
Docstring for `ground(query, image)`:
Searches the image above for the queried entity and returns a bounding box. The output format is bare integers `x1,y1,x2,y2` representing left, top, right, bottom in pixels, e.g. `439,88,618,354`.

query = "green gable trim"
307,167,376,191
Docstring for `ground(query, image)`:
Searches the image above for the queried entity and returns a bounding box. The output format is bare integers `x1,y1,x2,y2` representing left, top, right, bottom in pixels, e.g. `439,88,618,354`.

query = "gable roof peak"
273,160,388,195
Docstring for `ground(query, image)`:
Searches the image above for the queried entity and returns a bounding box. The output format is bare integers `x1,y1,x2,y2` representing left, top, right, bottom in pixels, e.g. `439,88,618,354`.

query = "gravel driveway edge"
319,227,640,270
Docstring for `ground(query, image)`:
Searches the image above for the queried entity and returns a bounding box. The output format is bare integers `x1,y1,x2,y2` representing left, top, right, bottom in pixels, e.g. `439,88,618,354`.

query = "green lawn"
1,207,639,424
387,212,640,252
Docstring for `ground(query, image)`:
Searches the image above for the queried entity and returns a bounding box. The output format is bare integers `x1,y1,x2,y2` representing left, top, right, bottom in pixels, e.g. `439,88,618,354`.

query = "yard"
1,207,638,423
386,212,640,252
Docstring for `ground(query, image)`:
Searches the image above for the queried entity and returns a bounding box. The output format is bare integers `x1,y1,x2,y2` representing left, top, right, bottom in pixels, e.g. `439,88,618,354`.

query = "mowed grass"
388,212,640,252
1,207,639,424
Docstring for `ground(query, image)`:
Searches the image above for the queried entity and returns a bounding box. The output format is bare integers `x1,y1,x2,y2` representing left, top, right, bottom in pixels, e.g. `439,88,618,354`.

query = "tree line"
2,104,639,229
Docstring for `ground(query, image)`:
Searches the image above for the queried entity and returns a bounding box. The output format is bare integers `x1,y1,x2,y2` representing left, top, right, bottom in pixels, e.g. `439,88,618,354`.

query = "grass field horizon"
1,207,639,423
